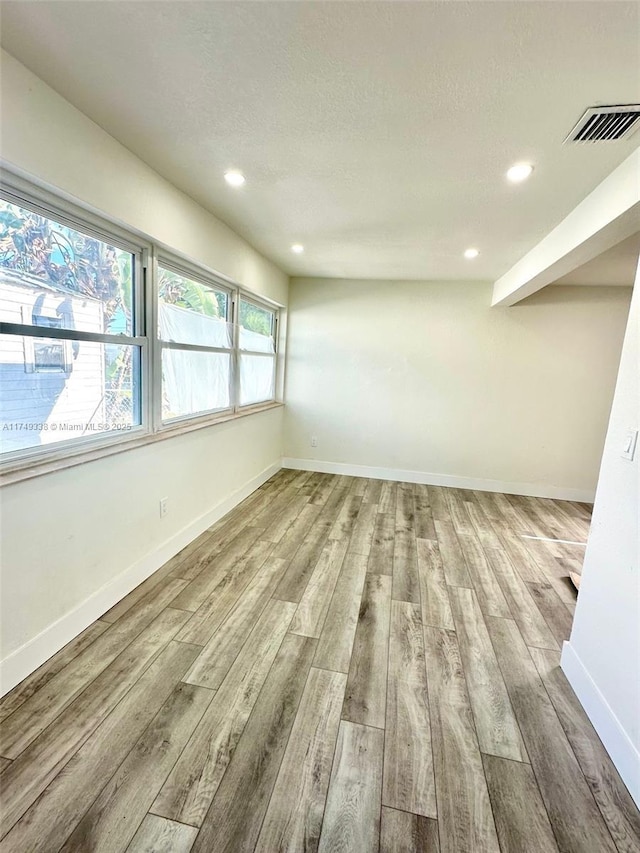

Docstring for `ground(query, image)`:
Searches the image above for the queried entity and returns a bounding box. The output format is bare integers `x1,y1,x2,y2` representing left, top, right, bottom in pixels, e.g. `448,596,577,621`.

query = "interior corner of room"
0,3,638,849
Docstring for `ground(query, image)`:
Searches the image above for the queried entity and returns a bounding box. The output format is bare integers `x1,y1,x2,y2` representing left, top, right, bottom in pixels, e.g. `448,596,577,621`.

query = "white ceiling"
1,1,639,281
553,232,640,287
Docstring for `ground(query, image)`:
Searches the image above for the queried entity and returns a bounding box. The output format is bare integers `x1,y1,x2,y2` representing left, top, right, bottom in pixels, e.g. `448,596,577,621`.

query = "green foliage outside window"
239,299,272,336
0,199,135,412
0,200,132,333
158,267,226,318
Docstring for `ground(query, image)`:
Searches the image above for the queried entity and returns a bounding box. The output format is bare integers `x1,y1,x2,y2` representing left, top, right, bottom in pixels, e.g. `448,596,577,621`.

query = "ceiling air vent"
565,105,640,143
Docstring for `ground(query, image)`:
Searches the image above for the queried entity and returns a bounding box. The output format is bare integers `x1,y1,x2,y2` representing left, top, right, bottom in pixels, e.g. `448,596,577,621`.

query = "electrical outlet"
311,435,318,447
159,497,169,518
622,429,638,462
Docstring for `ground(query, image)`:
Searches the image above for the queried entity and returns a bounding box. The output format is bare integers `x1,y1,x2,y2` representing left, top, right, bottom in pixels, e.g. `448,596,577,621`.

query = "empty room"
0,2,638,852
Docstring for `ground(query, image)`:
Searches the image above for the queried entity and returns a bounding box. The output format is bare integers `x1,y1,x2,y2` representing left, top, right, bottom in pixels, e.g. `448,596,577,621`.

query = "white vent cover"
565,105,640,143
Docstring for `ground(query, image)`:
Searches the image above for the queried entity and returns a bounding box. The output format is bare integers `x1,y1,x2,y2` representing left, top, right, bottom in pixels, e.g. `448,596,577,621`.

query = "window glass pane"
0,199,134,335
238,298,275,353
239,354,275,406
158,266,231,348
0,335,140,454
162,348,231,420
33,338,67,372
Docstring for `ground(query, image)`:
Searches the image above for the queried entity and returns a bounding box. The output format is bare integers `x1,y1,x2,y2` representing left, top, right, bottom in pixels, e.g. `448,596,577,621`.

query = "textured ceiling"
1,1,639,280
553,233,640,287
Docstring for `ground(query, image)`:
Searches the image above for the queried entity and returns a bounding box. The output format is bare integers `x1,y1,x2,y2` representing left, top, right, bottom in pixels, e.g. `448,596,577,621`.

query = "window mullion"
144,246,158,436
231,290,240,412
160,341,233,355
0,323,145,346
156,259,236,422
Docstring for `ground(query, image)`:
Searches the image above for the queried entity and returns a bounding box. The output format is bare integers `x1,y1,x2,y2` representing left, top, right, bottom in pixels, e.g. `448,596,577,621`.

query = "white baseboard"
281,457,595,502
561,641,640,808
0,460,281,696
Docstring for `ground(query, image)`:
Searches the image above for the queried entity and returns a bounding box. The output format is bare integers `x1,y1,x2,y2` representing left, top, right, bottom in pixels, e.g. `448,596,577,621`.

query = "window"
157,264,278,420
0,178,281,472
0,195,145,458
238,297,277,407
158,264,233,421
27,316,71,373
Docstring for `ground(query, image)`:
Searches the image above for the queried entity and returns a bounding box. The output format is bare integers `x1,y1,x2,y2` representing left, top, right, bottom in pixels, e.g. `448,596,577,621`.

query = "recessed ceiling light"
464,248,479,259
291,244,304,254
506,162,534,183
224,170,245,187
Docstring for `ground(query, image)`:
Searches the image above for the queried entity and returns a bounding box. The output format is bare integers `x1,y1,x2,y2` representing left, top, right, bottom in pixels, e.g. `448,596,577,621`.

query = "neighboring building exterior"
0,270,106,453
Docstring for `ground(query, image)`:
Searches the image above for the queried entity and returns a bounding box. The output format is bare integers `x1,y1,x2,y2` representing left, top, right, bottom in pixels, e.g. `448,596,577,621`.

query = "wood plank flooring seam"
253,665,347,852
0,596,189,762
253,660,319,840
175,538,277,645
0,624,195,846
183,557,291,690
189,634,318,853
6,474,627,853
529,647,640,853
317,719,384,853
150,600,297,829
314,677,358,853
441,608,521,812
462,580,531,764
382,600,437,818
342,573,392,730
0,624,111,723
61,681,215,852
423,625,501,853
415,531,445,840
482,753,560,853
472,610,555,818
449,586,528,763
273,486,351,603
528,657,632,853
312,551,369,675
486,615,618,853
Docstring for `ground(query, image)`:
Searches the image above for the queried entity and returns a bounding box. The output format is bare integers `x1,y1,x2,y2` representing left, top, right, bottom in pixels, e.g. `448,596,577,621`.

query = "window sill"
0,401,284,486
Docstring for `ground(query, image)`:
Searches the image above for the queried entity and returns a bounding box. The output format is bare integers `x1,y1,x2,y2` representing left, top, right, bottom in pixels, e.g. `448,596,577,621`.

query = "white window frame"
22,310,74,374
236,293,279,410
0,178,151,469
154,253,280,428
155,254,235,428
0,173,283,482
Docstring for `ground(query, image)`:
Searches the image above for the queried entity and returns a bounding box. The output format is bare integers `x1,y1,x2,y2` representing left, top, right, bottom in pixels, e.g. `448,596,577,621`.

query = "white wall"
0,52,287,691
284,278,631,499
0,50,288,305
492,149,640,306
561,270,639,806
0,413,283,683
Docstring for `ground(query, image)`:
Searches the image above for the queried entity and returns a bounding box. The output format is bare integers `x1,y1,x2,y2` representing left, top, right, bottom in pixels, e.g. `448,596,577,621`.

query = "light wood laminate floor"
1,470,639,852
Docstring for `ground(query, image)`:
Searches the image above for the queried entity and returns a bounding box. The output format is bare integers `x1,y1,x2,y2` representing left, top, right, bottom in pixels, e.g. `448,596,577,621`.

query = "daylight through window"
0,197,143,457
0,186,281,467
